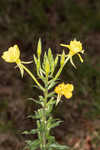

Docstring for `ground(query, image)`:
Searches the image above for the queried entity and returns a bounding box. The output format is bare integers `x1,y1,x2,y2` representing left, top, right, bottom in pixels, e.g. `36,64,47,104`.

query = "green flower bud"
45,57,50,77
37,38,42,58
54,55,58,68
60,50,65,67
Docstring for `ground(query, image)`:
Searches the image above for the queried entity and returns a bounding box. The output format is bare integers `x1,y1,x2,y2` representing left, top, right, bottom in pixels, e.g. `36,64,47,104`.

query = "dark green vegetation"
0,0,100,149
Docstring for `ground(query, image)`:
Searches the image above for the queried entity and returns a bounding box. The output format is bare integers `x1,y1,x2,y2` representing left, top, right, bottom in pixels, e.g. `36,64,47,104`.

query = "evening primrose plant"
1,38,84,150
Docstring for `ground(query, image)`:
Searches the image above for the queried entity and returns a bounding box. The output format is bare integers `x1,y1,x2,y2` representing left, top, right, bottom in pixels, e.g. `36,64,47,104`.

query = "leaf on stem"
25,139,40,150
22,129,38,135
50,143,69,150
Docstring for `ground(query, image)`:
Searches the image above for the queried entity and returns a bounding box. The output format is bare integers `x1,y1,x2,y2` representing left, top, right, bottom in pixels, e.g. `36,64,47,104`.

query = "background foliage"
0,0,100,149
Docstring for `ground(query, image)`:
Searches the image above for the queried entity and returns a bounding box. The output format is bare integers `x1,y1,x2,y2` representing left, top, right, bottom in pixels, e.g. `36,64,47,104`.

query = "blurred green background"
0,0,100,149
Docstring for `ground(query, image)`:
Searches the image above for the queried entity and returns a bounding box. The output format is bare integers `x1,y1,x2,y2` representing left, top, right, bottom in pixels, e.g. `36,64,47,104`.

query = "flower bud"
60,50,65,67
45,57,50,77
37,38,42,58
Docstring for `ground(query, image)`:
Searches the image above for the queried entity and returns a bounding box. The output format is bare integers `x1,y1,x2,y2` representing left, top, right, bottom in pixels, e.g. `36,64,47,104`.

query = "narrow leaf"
50,143,69,150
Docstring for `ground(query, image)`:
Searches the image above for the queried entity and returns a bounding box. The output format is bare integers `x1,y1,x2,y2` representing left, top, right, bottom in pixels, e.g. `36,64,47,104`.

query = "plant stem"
53,56,70,81
54,66,63,81
42,78,48,150
22,64,45,91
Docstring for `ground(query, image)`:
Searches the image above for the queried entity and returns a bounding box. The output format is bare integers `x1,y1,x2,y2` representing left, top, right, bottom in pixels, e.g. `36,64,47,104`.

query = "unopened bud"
60,50,65,66
37,38,42,58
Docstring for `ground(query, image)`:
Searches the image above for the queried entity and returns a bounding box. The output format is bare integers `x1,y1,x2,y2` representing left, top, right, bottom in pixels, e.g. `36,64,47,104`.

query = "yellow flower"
1,45,28,77
60,39,84,68
54,82,74,105
63,84,74,99
2,45,20,63
55,82,65,95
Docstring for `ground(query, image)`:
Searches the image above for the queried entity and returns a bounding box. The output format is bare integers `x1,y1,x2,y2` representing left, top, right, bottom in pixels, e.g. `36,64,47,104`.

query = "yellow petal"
60,44,70,49
77,53,83,63
54,82,65,94
64,84,74,92
70,57,76,68
10,45,20,60
70,40,82,53
2,51,10,62
64,92,72,99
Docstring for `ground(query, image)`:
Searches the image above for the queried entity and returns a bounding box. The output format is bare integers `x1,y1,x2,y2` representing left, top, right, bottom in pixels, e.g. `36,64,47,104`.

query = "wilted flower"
60,39,84,68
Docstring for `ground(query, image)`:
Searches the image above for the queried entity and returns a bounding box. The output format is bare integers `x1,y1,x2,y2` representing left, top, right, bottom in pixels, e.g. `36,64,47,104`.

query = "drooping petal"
77,53,83,63
17,63,24,78
70,57,76,68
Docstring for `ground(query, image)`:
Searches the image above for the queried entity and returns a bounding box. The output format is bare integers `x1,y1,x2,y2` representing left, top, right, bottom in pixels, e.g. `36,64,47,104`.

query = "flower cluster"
1,38,85,150
1,39,84,105
60,39,84,68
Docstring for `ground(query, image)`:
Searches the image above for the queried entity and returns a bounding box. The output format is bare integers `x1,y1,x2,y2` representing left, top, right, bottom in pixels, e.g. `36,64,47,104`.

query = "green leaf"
47,97,55,105
47,117,63,130
47,135,55,143
39,95,44,101
28,98,42,105
46,98,56,114
50,120,63,129
47,91,55,98
27,114,36,119
50,143,69,150
48,81,57,90
33,54,41,74
35,108,46,120
22,131,29,134
37,120,44,132
37,59,40,72
30,129,38,134
25,139,40,150
22,129,38,135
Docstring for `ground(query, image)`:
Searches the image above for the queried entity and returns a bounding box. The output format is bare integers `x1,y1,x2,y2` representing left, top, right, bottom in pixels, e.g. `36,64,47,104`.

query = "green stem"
53,56,70,81
42,78,48,150
22,64,45,91
54,66,63,81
